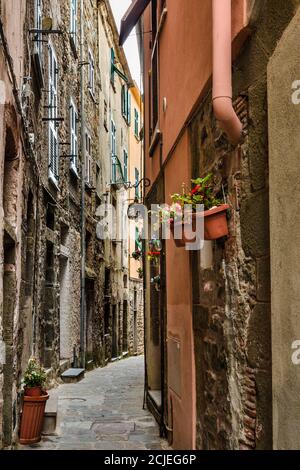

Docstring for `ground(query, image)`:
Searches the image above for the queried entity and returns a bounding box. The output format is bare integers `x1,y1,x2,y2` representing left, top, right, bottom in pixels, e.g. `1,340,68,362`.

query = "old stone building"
119,0,300,451
0,0,144,449
0,0,30,448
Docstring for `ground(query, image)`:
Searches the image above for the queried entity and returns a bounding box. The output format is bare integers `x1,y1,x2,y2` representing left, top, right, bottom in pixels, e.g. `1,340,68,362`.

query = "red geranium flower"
191,184,201,195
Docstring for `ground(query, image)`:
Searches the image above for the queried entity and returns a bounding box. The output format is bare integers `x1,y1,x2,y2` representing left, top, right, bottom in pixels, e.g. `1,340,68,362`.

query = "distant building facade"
128,83,144,356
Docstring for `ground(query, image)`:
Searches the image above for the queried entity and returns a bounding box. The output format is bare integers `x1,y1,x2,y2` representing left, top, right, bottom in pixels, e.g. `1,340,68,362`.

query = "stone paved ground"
20,356,168,450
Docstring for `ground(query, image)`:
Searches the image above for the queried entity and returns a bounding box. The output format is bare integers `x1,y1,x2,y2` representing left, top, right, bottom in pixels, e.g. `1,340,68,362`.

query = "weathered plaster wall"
0,0,28,448
268,3,300,450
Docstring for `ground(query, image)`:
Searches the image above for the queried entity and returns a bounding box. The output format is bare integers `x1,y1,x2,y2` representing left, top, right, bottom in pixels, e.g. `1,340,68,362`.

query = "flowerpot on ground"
171,204,230,247
24,386,42,397
19,393,49,445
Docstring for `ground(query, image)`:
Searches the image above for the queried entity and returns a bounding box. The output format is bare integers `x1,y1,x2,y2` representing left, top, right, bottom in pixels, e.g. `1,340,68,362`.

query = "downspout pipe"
212,0,242,145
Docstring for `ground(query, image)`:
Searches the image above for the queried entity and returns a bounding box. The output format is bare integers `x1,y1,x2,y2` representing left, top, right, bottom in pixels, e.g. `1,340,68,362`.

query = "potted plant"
23,358,47,397
132,249,142,260
147,251,161,264
19,358,49,445
169,174,229,246
137,267,143,279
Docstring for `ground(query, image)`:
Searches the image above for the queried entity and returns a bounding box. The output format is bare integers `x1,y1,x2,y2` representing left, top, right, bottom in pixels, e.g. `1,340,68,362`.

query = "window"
48,43,59,184
104,100,108,131
121,86,131,124
121,85,127,118
35,0,43,61
134,109,139,138
123,150,128,182
88,49,95,97
111,120,117,183
135,168,140,199
110,48,115,86
151,0,159,131
70,98,78,174
85,131,92,185
70,0,77,48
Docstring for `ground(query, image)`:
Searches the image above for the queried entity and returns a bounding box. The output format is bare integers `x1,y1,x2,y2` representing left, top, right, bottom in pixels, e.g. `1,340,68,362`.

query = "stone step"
42,393,58,436
61,368,85,384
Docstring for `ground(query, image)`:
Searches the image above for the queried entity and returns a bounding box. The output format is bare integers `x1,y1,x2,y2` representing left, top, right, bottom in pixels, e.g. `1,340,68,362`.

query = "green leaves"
171,173,223,211
23,358,47,388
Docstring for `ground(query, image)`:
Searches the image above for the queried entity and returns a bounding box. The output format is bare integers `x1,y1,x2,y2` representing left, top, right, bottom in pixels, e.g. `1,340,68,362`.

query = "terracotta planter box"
19,393,49,445
171,204,230,247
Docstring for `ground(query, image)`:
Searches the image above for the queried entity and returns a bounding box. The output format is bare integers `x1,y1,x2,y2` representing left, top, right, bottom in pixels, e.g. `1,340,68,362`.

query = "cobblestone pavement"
21,356,168,450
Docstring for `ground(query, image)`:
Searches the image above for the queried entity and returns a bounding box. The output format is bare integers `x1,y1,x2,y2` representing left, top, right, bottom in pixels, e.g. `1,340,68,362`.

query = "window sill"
32,52,44,92
70,165,79,178
149,126,162,157
88,88,97,104
48,172,59,190
122,114,130,125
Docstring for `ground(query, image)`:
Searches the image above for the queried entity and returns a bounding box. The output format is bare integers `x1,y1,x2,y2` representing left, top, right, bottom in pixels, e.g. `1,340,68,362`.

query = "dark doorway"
112,305,118,358
43,241,55,368
133,289,138,354
122,300,128,353
85,279,95,362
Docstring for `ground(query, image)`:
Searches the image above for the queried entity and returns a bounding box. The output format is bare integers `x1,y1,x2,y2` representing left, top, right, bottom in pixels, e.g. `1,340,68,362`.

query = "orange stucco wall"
143,0,248,450
164,131,195,450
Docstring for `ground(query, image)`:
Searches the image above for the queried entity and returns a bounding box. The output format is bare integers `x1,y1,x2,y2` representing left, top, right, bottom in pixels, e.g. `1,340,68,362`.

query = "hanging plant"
132,249,142,260
137,267,143,279
147,251,161,264
169,174,229,246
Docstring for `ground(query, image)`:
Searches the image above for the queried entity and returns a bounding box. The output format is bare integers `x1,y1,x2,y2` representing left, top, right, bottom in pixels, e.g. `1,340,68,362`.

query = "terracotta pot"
24,386,42,397
19,393,49,445
203,204,230,240
171,204,230,246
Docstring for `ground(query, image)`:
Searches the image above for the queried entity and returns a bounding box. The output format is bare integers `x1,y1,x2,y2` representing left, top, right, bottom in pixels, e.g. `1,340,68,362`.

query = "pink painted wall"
143,0,248,450
164,132,195,449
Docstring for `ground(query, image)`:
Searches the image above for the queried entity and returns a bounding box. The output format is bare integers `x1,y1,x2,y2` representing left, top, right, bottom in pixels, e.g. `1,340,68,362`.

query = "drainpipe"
212,0,242,145
80,0,86,369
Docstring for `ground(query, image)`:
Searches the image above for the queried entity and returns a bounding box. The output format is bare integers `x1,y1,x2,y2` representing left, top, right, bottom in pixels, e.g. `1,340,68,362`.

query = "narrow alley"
21,357,167,451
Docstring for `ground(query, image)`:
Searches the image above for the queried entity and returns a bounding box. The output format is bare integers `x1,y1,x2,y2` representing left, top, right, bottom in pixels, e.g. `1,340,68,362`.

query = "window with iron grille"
88,49,95,96
151,0,159,131
48,42,59,184
35,0,43,61
111,120,117,183
85,131,92,184
70,98,78,175
110,48,115,86
134,108,139,138
121,86,131,124
123,149,128,183
70,0,78,48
